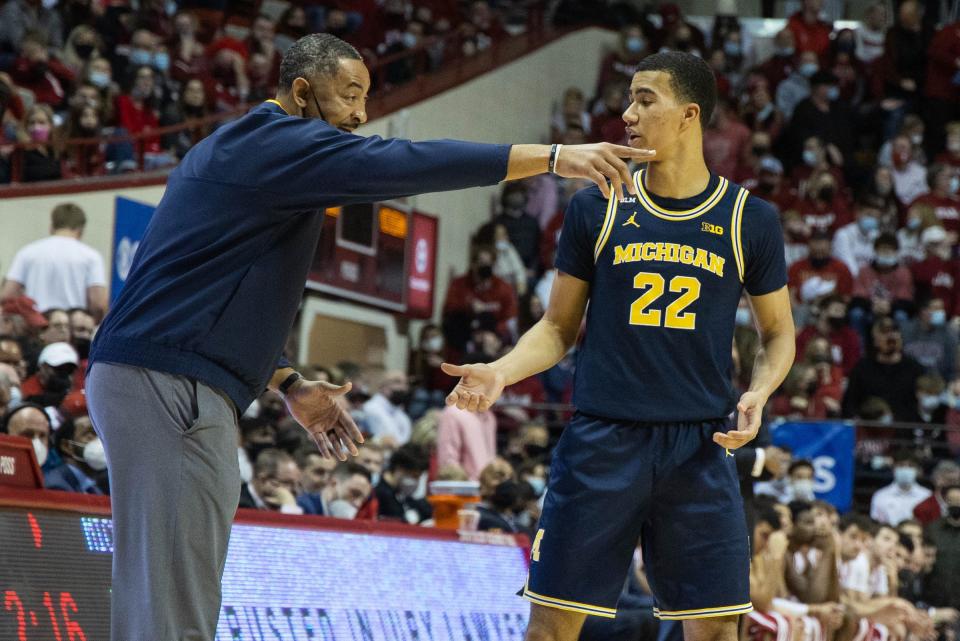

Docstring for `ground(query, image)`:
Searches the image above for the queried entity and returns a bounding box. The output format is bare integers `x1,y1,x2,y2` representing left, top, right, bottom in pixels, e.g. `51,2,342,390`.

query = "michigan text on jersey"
612,242,725,278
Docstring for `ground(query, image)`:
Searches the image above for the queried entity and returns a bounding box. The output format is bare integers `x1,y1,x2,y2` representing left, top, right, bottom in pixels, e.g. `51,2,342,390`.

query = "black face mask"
524,444,549,460
72,338,91,360
75,43,95,59
491,479,519,511
827,316,846,329
752,145,769,157
475,264,494,280
388,389,410,407
757,182,776,194
45,372,73,393
948,505,960,521
809,256,830,269
818,187,835,201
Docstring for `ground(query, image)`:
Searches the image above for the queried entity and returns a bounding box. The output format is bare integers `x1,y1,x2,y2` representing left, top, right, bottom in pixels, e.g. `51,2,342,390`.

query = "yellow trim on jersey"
523,583,617,618
653,602,753,620
592,190,619,263
729,188,748,283
265,99,289,114
633,170,729,221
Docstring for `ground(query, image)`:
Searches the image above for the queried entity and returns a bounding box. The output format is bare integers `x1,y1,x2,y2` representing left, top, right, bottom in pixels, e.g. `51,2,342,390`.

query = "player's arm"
441,271,589,412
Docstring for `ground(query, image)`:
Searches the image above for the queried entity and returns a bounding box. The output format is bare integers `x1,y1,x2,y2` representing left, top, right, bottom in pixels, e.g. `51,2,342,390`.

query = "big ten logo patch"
701,221,724,236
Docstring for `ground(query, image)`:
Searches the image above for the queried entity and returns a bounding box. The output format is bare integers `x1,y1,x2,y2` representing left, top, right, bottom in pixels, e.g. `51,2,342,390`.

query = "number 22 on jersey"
629,272,701,330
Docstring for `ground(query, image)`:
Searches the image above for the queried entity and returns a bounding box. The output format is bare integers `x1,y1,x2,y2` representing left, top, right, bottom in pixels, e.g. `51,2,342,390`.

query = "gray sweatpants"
87,362,241,641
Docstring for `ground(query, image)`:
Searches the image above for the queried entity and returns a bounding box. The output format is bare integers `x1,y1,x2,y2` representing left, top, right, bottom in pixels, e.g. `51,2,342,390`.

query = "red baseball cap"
2,295,48,328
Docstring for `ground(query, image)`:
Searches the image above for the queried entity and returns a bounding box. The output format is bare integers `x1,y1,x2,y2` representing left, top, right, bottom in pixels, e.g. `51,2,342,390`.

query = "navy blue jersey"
555,169,787,423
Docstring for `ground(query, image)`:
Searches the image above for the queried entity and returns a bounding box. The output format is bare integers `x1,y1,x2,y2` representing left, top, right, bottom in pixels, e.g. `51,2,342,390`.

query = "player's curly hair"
635,51,717,125
279,33,361,91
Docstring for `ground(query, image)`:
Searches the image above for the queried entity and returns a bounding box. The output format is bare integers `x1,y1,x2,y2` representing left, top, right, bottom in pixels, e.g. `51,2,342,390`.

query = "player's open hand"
713,390,766,450
555,143,656,201
284,379,364,461
440,362,506,412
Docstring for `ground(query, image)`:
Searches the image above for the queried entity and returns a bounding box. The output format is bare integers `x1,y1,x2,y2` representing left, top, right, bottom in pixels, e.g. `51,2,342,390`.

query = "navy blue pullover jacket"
90,102,511,410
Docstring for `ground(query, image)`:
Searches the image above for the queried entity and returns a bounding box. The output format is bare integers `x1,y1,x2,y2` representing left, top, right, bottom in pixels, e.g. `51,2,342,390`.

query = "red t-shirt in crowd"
908,193,960,234
115,94,161,153
794,195,854,235
796,325,862,375
910,256,960,314
788,257,854,300
925,21,960,101
913,493,945,525
703,118,751,179
787,12,833,58
442,273,518,329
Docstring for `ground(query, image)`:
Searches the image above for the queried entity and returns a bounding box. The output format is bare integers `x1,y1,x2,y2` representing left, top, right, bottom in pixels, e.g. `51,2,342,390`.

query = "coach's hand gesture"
556,143,656,201
441,362,506,412
713,390,765,450
284,379,364,461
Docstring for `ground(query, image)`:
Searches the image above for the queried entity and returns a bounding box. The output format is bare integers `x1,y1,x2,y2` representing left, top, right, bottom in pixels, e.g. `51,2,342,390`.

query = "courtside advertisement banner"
771,421,856,512
0,496,530,641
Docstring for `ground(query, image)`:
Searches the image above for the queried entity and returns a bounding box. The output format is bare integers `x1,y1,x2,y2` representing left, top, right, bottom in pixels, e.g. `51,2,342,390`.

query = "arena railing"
0,3,561,196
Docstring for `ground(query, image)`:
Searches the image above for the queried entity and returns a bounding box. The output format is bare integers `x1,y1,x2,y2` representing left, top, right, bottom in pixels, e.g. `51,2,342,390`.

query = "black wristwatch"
277,372,303,397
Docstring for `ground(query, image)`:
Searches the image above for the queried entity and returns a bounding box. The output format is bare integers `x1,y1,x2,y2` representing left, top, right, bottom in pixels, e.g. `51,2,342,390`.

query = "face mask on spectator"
153,52,170,72
45,370,73,393
72,437,108,471
32,438,48,466
723,41,741,57
397,475,419,498
910,133,923,146
757,103,774,121
735,308,752,326
792,479,815,500
75,43,95,59
625,36,645,54
237,447,253,484
948,138,960,154
130,49,153,66
802,149,818,166
89,71,110,88
475,264,494,280
495,239,510,251
328,499,359,519
950,176,960,194
527,476,546,496
894,466,917,488
752,144,769,157
72,338,91,360
810,255,830,268
817,185,834,201
948,505,960,521
777,45,795,57
827,314,846,329
799,62,818,77
424,336,444,353
874,253,898,268
907,217,922,230
9,386,21,406
826,86,840,101
388,389,410,407
857,216,879,235
29,124,51,143
930,310,947,326
919,394,941,411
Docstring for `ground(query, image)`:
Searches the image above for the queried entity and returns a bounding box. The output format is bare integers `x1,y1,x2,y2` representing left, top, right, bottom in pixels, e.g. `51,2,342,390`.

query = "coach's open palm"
440,362,506,413
284,379,364,461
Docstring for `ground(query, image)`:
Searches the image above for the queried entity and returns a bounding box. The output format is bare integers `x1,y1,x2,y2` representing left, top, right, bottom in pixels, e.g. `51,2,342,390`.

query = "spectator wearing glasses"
46,413,108,494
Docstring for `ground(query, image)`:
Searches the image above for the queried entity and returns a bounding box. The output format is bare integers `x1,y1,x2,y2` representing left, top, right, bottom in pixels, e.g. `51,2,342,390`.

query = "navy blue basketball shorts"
522,412,752,621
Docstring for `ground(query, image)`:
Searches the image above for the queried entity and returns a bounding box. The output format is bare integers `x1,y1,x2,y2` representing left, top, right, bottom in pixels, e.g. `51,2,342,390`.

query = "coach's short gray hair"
279,33,361,91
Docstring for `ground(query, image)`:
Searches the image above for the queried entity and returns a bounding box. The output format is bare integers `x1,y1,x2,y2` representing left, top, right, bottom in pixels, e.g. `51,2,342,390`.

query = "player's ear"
291,77,310,112
679,103,700,131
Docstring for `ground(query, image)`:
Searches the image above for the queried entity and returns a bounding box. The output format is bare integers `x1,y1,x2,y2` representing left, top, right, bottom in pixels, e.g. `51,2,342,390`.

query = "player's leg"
683,615,740,641
88,363,240,641
643,421,752,625
522,413,655,638
524,604,586,641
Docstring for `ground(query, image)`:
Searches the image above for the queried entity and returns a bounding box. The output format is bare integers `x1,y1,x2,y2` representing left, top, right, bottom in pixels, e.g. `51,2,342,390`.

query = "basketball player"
443,51,796,641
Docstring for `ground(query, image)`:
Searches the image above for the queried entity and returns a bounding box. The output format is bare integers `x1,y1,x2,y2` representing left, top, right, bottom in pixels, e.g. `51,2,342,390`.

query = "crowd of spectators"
0,0,543,182
3,1,960,639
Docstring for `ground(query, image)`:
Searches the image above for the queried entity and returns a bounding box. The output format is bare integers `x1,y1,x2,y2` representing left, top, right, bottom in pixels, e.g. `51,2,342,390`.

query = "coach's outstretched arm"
442,271,589,412
713,286,795,451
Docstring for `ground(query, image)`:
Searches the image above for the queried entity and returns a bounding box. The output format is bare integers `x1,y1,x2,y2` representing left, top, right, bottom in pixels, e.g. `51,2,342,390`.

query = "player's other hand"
284,379,364,461
440,362,506,412
713,390,766,450
555,143,656,201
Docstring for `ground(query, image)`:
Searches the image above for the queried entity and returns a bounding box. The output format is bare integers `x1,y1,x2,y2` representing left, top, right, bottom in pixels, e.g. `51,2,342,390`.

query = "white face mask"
792,479,815,500
32,438,48,466
81,438,107,471
238,447,253,484
8,386,22,406
424,336,444,353
328,499,359,519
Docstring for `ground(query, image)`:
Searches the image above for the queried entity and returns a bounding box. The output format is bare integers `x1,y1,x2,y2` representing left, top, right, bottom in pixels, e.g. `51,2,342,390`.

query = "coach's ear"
679,103,700,132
